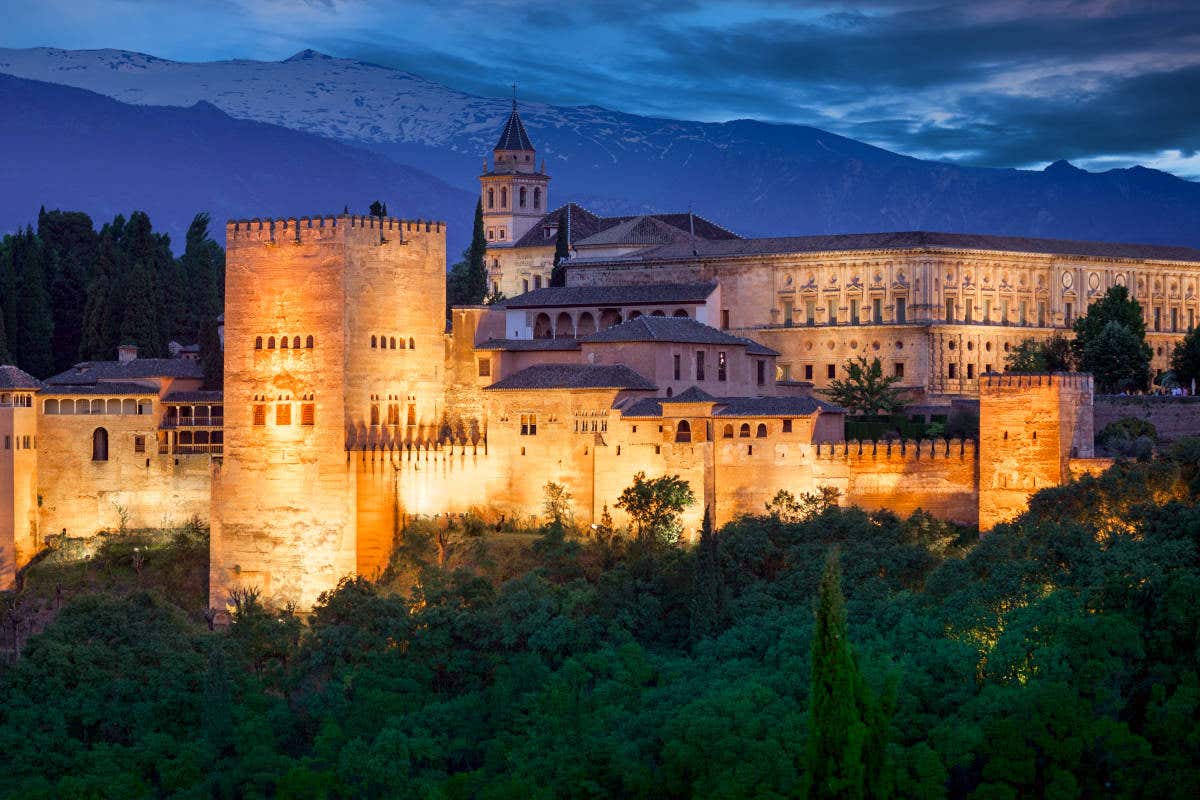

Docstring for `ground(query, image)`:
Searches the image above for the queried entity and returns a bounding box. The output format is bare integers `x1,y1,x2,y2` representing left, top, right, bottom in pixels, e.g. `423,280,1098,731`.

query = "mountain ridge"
2,46,1200,248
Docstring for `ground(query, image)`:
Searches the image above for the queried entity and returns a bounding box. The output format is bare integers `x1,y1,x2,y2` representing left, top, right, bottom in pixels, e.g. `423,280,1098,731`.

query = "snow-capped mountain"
3,46,1200,248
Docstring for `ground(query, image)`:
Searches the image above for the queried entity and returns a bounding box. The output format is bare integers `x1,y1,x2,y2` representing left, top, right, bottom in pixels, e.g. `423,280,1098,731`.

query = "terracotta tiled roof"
508,203,740,250
503,281,717,309
714,397,843,416
163,390,223,403
45,358,203,385
485,364,656,391
41,382,158,396
667,386,716,403
584,316,779,356
572,230,1200,264
0,365,44,390
475,338,581,351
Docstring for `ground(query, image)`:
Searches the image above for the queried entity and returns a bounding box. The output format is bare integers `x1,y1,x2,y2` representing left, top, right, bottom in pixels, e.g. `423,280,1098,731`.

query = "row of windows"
44,398,152,415
252,403,316,426
369,403,417,427
485,186,542,211
574,419,608,433
255,335,315,350
370,336,416,350
783,297,905,326
3,434,34,450
778,362,909,382
0,393,33,407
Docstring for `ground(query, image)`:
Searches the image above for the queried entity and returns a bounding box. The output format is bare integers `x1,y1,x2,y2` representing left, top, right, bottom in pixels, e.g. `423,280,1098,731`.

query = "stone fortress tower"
479,98,550,247
210,215,445,610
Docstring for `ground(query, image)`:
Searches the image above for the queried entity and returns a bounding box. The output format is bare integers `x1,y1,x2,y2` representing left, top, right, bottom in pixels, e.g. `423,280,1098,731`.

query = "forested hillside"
2,450,1199,798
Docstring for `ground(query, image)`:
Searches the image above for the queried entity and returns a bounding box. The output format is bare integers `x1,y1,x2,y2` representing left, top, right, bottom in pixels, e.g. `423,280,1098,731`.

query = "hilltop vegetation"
3,451,1200,798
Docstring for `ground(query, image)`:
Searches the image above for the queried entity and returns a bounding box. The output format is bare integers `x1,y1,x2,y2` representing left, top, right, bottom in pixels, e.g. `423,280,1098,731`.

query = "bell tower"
480,94,550,247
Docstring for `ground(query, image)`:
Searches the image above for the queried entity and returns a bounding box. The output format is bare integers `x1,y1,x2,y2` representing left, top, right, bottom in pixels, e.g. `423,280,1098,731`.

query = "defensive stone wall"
0,405,38,590
1094,395,1200,443
814,438,979,525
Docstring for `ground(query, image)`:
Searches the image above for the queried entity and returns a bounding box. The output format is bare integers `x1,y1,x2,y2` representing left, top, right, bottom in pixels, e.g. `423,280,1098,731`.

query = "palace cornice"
574,245,1200,270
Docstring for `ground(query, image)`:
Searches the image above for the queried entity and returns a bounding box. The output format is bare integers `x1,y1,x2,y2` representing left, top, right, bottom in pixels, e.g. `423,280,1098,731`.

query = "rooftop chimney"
117,344,138,363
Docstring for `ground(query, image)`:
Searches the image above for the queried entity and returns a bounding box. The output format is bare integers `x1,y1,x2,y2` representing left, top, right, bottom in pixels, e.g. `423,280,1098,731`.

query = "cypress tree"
550,209,570,287
39,209,98,372
10,227,55,377
198,314,223,391
804,549,890,799
689,504,723,643
465,199,488,303
0,303,11,364
80,228,125,361
120,258,164,358
178,213,224,342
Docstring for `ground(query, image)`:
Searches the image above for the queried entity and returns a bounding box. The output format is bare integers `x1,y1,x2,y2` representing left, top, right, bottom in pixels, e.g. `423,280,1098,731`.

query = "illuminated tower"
479,97,550,245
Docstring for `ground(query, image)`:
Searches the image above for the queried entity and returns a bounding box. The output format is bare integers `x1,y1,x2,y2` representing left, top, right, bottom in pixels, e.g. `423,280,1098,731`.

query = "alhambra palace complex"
5,104,1200,609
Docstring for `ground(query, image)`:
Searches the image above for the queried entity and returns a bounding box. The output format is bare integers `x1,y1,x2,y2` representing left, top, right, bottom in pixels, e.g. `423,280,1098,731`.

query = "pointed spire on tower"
495,90,534,152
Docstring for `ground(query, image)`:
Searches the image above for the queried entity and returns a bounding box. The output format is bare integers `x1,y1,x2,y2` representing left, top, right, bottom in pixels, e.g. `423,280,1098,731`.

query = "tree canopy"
1072,286,1151,393
826,356,906,416
1004,334,1074,373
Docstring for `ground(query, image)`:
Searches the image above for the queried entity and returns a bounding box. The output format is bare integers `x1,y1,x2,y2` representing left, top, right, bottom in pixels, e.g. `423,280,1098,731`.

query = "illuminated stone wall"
978,373,1094,530
0,403,38,589
1094,395,1200,443
212,215,446,610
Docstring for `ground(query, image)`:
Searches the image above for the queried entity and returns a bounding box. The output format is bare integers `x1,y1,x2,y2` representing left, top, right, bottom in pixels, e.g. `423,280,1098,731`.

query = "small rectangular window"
533,275,542,289
873,298,883,323
1020,300,1028,325
3,435,9,449
805,300,816,325
717,351,727,382
948,363,957,379
828,303,837,325
370,404,380,426
696,351,706,381
827,364,836,380
1190,308,1196,331
1038,302,1047,327
721,309,730,329
804,364,813,381
967,364,975,379
778,363,792,382
756,359,765,386
850,298,860,325
387,403,399,426
673,354,681,381
984,298,992,323
945,298,955,322
276,403,292,425
134,435,145,453
301,403,315,426
782,419,793,433
896,297,907,324
894,362,905,378
478,358,491,378
1001,299,1010,324
520,414,537,436
252,405,266,426
964,302,972,324
1064,301,1073,325
782,300,794,327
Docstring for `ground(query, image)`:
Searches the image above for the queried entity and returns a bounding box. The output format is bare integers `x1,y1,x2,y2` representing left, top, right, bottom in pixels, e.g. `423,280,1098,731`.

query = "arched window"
599,309,623,329
722,424,734,439
673,309,689,318
61,399,75,415
306,335,314,348
91,399,104,414
577,312,596,336
519,186,527,208
651,309,666,317
293,336,301,349
487,188,494,209
408,338,415,350
92,427,109,461
255,336,263,349
280,335,289,349
107,399,121,414
371,335,377,348
407,405,417,426
629,310,643,320
675,420,692,443
122,399,136,414
739,423,751,438
533,187,541,209
500,187,508,208
533,313,553,339
268,336,275,349
44,399,59,414
756,423,768,438
390,337,397,349
556,312,574,339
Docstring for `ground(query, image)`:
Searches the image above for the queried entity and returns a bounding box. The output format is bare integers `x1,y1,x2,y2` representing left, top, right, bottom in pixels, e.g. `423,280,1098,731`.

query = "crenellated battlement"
225,215,446,247
979,372,1093,393
815,437,977,461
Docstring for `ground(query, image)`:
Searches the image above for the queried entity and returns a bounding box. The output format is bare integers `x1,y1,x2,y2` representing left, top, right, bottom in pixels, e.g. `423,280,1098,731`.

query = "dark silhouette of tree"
826,356,906,416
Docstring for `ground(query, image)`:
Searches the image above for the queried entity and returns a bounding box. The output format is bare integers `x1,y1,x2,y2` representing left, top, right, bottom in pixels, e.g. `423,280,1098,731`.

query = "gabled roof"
572,230,1200,265
573,215,690,248
509,203,740,250
475,338,581,352
714,396,843,416
503,281,717,309
485,364,656,391
0,365,44,391
495,103,534,151
666,386,716,403
583,315,779,356
45,358,203,386
41,382,159,396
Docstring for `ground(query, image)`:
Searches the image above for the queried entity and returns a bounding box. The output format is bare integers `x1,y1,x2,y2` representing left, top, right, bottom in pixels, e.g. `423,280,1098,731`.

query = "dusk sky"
2,0,1198,177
